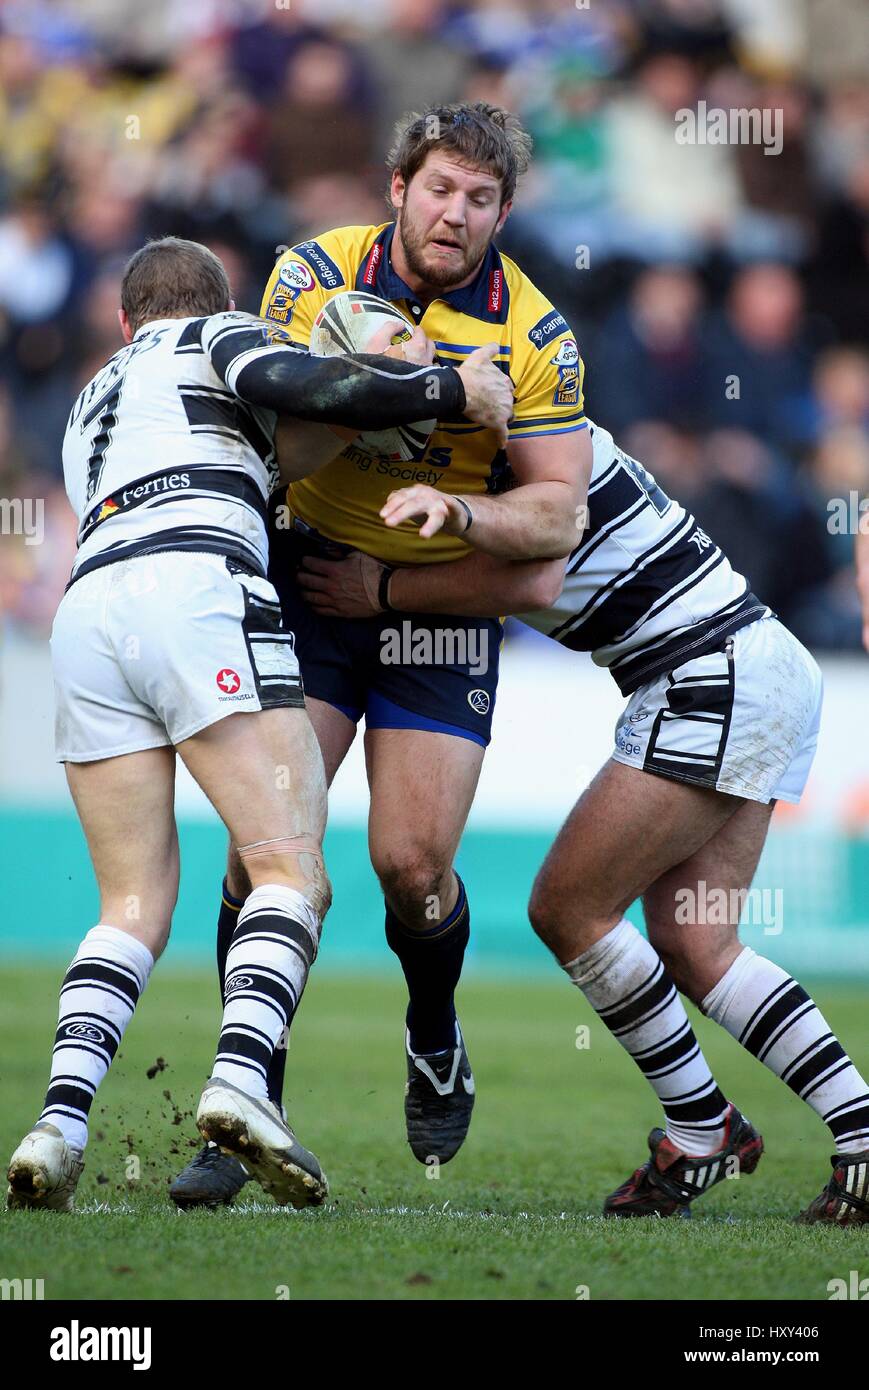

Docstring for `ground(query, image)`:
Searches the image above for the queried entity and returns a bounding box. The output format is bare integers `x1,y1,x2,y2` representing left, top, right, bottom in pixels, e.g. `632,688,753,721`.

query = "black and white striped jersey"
63,310,468,587
520,419,770,695
63,312,289,584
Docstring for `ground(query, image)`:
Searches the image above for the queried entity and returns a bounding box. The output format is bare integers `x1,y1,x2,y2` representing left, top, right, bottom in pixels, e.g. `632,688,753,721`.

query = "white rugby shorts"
611,616,822,803
51,551,304,763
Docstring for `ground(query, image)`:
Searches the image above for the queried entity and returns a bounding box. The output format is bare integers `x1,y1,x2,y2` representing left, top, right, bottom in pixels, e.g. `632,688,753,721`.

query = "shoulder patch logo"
292,240,345,289
550,338,579,367
528,308,569,350
279,261,315,292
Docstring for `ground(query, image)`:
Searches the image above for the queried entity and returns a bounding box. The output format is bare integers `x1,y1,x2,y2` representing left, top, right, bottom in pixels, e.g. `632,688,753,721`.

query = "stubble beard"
396,205,488,291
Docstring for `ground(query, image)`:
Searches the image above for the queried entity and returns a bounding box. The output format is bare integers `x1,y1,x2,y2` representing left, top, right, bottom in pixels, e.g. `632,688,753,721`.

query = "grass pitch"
1,963,866,1301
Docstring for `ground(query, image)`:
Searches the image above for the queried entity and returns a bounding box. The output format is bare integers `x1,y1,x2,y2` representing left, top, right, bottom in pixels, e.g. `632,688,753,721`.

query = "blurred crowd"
1,0,868,650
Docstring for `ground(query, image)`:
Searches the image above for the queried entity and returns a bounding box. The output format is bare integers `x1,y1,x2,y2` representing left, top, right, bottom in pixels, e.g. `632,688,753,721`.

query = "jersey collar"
132,317,188,340
356,223,509,325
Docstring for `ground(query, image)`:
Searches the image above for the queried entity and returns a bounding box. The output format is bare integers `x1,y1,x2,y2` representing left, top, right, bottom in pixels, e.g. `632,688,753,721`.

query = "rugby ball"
309,289,436,463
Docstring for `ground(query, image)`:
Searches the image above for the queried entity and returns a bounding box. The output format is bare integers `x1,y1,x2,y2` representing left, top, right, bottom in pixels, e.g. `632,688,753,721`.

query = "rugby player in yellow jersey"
170,102,591,1206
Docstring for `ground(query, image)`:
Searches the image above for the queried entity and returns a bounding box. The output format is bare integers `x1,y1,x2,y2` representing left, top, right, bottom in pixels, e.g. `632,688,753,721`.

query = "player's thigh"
530,759,744,947
643,797,774,1001
365,726,485,903
223,696,355,899
306,696,357,787
178,707,327,845
65,746,179,954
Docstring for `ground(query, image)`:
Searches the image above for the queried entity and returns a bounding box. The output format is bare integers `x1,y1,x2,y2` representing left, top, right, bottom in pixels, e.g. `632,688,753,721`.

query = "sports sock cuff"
701,946,758,1021
563,917,637,988
386,875,469,940
237,882,321,955
221,878,244,911
84,924,154,990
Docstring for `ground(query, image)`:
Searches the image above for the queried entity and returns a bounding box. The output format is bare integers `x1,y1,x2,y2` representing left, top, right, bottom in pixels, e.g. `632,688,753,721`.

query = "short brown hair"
387,102,532,207
120,237,231,334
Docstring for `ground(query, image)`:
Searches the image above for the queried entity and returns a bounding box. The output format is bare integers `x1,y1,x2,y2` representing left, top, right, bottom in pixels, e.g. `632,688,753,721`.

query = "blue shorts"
267,511,501,747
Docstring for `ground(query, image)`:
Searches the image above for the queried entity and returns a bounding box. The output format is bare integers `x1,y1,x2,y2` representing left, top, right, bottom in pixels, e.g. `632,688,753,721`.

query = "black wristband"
452,496,474,533
378,565,396,612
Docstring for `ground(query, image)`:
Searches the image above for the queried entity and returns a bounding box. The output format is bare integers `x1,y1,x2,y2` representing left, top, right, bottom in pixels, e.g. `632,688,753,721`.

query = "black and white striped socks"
39,925,154,1152
703,948,869,1153
211,884,320,1100
565,919,730,1155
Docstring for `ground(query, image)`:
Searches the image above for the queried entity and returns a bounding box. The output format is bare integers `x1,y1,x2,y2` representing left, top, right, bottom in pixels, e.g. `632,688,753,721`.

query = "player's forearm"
389,551,566,618
234,352,466,430
446,481,580,560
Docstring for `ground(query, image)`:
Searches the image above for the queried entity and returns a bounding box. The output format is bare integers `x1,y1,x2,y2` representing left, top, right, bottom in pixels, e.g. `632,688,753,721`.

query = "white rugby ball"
309,289,436,463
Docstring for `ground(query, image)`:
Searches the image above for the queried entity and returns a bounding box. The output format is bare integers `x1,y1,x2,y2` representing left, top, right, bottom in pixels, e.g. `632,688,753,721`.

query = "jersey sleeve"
509,304,587,442
200,311,466,427
260,240,342,348
202,311,306,393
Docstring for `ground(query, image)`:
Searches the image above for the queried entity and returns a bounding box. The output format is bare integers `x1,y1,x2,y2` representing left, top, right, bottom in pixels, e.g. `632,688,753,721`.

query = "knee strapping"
237,835,331,921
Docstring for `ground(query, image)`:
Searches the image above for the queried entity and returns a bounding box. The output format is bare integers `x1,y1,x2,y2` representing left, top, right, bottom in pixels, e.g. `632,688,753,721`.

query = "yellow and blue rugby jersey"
261,222,587,564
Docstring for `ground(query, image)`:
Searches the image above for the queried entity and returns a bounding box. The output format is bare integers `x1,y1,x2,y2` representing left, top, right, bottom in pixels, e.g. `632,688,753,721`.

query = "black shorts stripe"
642,646,735,786
236,581,305,711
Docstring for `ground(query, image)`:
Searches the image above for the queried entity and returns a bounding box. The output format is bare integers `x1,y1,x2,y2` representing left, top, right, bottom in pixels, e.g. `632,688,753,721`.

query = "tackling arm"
379,412,592,562
297,545,566,620
202,314,466,432
390,549,567,615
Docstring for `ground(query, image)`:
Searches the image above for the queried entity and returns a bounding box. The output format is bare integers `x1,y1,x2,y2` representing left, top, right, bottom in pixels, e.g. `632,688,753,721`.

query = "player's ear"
495,198,512,235
118,308,134,345
390,169,405,212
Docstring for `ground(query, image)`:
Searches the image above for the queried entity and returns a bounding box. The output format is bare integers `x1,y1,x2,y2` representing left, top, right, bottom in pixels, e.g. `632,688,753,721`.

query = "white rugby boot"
196,1077,328,1209
7,1122,85,1211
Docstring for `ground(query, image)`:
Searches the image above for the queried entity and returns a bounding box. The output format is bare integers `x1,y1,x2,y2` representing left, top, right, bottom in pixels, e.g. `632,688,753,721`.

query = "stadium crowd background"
1,0,868,652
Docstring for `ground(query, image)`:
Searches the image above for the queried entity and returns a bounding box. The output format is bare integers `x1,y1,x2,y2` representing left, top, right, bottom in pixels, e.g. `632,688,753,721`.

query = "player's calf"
380,867,476,1163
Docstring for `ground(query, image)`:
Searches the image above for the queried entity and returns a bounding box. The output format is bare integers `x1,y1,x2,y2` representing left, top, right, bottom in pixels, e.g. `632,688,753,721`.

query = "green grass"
1,965,866,1301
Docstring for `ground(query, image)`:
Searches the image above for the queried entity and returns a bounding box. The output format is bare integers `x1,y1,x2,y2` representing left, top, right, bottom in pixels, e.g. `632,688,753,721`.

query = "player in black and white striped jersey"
527,420,770,697
304,416,869,1225
6,236,511,1213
